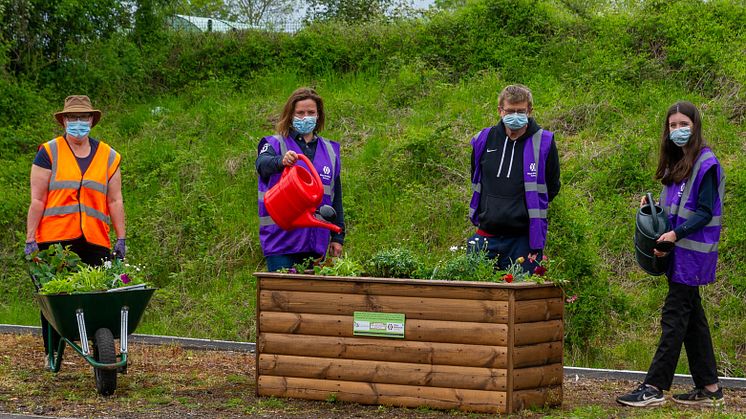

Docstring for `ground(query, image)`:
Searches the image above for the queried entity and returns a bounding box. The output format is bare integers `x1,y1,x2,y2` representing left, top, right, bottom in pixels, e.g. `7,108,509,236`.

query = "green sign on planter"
353,311,405,338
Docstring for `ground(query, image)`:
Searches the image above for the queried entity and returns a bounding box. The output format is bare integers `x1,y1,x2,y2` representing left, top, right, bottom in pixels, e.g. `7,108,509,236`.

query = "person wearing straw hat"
24,95,127,360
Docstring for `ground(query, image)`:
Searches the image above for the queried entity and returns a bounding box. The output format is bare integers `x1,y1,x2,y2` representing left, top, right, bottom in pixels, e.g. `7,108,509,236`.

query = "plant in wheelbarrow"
27,246,156,396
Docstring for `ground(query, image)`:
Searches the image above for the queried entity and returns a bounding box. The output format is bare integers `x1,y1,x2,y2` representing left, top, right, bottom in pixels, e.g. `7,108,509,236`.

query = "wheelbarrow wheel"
93,328,117,396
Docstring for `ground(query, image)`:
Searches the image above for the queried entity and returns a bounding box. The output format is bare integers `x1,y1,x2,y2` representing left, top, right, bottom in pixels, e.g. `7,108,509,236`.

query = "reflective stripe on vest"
525,129,547,221
36,137,118,248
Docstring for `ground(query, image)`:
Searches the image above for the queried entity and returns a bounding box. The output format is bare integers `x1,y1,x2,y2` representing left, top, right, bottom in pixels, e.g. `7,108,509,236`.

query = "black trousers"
644,281,719,390
39,238,110,354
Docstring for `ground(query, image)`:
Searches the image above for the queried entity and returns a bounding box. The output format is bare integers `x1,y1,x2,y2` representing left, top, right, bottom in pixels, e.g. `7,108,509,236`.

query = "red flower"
502,274,513,283
120,273,130,284
534,266,547,276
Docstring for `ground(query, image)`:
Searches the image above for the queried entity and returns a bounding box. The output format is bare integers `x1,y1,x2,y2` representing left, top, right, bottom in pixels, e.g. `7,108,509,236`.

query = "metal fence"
169,15,303,34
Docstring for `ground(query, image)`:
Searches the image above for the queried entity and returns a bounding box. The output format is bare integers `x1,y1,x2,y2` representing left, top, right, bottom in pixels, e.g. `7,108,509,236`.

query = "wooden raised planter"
254,273,564,414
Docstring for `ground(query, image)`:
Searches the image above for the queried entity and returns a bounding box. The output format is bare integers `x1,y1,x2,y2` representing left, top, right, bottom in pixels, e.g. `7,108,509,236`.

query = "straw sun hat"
54,95,102,127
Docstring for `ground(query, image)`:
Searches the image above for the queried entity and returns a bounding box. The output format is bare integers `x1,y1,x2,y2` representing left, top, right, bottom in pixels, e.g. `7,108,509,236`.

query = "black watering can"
634,192,672,276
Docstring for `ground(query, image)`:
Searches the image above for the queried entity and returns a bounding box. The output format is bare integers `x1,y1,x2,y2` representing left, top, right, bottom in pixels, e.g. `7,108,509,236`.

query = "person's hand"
24,240,39,256
653,231,677,257
113,238,127,260
282,151,298,167
329,242,343,258
640,195,650,208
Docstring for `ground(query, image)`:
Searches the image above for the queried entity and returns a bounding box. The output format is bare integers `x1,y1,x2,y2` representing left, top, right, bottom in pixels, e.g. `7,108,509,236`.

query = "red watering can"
264,154,342,233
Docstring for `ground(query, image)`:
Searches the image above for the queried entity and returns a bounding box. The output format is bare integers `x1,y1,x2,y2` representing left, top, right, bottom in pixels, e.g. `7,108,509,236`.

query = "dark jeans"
265,252,321,272
644,281,719,390
466,232,542,273
39,238,110,354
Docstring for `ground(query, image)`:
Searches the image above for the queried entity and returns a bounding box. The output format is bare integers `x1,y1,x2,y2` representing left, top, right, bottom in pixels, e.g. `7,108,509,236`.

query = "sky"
413,0,436,8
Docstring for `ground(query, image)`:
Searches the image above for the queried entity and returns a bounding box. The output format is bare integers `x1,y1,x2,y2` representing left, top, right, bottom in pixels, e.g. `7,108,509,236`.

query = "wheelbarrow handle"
29,273,41,292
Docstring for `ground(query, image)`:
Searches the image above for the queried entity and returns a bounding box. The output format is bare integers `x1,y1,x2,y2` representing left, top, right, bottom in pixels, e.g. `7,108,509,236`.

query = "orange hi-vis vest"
36,136,121,249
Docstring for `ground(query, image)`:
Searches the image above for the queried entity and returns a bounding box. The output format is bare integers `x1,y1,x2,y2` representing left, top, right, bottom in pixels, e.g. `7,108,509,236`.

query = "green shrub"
368,248,424,278
430,250,498,282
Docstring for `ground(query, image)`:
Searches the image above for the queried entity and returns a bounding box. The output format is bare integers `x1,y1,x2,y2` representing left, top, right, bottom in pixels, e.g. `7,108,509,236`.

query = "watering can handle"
293,154,323,190
646,192,658,232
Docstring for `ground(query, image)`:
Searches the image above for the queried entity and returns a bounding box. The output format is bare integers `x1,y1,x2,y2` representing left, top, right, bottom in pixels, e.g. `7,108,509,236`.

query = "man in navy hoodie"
467,84,561,272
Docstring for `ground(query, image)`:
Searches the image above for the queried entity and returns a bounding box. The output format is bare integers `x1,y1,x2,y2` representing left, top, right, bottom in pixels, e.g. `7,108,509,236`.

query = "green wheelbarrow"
35,287,155,396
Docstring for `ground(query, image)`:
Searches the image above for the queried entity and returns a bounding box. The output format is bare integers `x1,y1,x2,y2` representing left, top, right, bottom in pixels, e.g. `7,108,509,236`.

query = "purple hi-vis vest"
469,127,554,250
661,147,724,286
257,134,341,257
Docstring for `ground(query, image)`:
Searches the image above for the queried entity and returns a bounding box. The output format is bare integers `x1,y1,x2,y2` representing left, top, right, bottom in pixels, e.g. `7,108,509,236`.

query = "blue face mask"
292,116,317,135
66,121,91,139
502,113,529,130
669,127,691,147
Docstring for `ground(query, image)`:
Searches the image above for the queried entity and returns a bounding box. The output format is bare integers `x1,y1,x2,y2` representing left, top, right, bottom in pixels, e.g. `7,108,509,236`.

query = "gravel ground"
1,334,744,418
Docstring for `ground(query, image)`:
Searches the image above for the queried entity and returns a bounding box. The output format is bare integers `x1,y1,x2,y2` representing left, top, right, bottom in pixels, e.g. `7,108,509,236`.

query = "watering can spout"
293,211,343,233
264,154,342,234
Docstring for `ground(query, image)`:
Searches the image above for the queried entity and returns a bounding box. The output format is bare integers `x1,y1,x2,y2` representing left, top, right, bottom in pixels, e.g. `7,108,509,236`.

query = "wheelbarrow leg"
46,323,65,373
118,307,129,374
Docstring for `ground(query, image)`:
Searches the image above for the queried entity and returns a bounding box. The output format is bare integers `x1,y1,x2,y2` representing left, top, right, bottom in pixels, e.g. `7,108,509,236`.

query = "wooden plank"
514,298,564,323
259,290,509,323
512,385,562,411
258,354,508,391
255,278,262,396
258,333,508,368
259,278,511,300
512,341,563,368
512,363,563,390
514,286,563,301
259,312,509,346
255,272,560,290
258,376,507,414
513,320,563,346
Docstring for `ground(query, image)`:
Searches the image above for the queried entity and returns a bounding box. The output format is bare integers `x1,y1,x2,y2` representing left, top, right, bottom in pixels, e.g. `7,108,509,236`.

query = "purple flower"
288,268,298,274
120,273,130,284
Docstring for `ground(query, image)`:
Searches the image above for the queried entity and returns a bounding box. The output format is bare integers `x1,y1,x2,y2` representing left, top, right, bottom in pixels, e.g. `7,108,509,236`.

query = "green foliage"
36,257,148,294
26,244,81,287
430,250,498,282
367,248,424,278
313,256,365,277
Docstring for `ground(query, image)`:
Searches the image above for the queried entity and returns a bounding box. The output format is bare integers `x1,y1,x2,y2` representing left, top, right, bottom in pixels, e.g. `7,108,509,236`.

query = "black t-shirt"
33,137,100,175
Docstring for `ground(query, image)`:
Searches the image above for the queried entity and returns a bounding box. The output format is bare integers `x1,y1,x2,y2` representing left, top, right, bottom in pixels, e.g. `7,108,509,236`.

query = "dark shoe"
672,387,725,407
616,383,666,407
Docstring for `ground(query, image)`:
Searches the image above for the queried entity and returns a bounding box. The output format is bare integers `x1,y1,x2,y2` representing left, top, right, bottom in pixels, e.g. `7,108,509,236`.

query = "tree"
228,0,298,26
0,0,132,77
305,0,415,23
